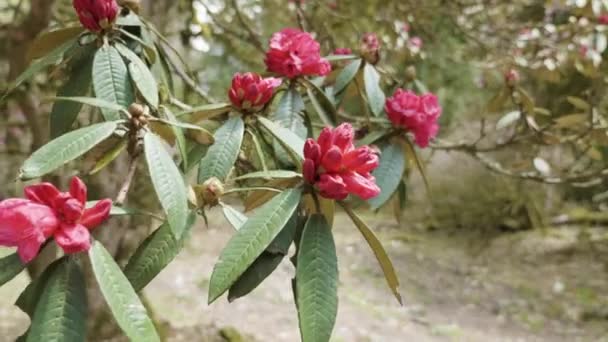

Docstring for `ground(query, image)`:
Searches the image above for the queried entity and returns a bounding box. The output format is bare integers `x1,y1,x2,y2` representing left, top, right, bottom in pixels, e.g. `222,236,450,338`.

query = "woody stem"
115,155,139,206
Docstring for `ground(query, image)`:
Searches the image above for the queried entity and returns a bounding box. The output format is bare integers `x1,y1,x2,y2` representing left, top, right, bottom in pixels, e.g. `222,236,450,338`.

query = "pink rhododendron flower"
228,72,282,112
599,14,608,25
385,89,442,148
73,0,119,32
333,48,352,55
504,68,520,86
360,32,381,64
409,36,423,49
265,28,331,78
0,177,112,263
303,123,380,200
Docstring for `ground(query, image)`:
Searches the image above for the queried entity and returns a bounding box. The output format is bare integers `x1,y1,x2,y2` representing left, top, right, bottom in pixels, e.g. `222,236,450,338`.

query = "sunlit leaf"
257,116,305,162
20,121,118,180
368,142,406,210
208,188,302,303
567,96,591,111
198,116,244,183
221,203,248,230
496,110,521,130
144,132,189,238
363,63,386,116
89,241,160,341
92,44,135,121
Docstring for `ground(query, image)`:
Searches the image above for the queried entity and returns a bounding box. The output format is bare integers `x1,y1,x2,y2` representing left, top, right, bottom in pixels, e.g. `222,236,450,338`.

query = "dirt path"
1,209,606,341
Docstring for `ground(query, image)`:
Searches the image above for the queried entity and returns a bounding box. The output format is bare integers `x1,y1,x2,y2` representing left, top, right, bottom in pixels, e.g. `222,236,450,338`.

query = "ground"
1,208,607,342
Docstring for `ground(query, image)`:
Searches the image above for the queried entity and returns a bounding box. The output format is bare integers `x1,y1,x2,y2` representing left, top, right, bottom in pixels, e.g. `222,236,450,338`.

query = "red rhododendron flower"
265,28,331,78
303,123,380,200
228,72,282,112
0,177,112,263
333,48,352,55
73,0,119,32
599,14,608,25
385,89,442,148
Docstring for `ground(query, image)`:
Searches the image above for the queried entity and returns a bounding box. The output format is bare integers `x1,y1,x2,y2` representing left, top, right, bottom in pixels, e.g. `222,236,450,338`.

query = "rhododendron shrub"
0,1,441,341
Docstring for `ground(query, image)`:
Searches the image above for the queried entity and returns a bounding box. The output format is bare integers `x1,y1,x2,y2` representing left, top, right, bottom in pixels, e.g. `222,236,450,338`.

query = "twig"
115,155,139,206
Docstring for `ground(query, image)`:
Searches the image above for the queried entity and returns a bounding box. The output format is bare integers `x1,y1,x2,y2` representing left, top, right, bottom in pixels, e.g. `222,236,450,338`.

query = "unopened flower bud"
200,177,224,207
504,69,520,87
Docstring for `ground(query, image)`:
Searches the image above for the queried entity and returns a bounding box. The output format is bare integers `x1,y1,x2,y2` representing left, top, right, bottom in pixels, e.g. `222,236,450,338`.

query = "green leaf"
227,252,284,302
0,253,24,287
296,214,338,342
85,201,140,216
221,204,247,231
341,203,402,304
334,58,362,94
49,45,95,138
89,241,160,342
115,44,159,109
177,103,232,121
144,132,189,239
50,96,126,113
496,111,521,130
124,213,196,292
159,107,188,171
324,54,358,62
89,139,128,175
266,210,299,255
363,63,386,116
92,44,135,121
16,258,64,319
304,81,337,127
4,39,74,98
208,188,302,303
27,258,87,342
198,116,244,183
272,87,307,164
257,116,305,161
233,170,301,181
368,143,406,210
20,121,118,180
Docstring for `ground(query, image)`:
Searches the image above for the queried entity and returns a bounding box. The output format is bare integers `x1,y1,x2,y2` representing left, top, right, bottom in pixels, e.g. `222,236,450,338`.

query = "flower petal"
342,172,381,200
69,176,88,205
80,199,112,230
24,183,60,207
54,223,91,254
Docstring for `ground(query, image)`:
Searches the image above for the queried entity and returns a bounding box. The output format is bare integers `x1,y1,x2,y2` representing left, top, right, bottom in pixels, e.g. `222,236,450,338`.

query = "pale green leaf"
89,241,160,342
368,143,406,210
334,58,362,94
20,121,118,179
198,116,244,183
221,204,247,230
92,45,135,121
233,170,302,181
257,116,305,162
115,44,159,108
144,132,189,239
363,63,386,116
208,188,302,303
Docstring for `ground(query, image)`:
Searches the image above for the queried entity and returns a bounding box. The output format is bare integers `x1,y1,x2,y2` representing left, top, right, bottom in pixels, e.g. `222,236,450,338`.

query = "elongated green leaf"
258,116,305,161
20,121,118,179
198,116,244,183
297,214,338,342
233,170,301,181
89,241,160,342
368,143,406,210
89,139,127,175
0,253,24,287
273,87,307,138
115,44,159,108
363,63,386,116
85,201,142,217
27,258,87,342
266,210,299,255
227,252,284,302
208,188,302,303
124,213,195,292
341,203,402,304
93,45,134,121
221,204,247,230
159,107,188,171
302,79,337,126
50,96,126,112
334,58,362,94
324,54,358,62
50,45,95,138
16,259,64,319
144,132,189,239
177,103,231,121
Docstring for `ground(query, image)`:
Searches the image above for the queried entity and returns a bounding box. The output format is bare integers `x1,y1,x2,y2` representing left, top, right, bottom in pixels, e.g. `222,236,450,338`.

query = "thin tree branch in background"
230,0,265,53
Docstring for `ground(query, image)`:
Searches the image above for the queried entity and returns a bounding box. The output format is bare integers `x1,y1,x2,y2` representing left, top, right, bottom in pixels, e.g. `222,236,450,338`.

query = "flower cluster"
73,0,119,32
385,89,442,148
360,32,380,64
0,177,112,263
228,73,282,112
303,123,380,200
265,28,331,79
